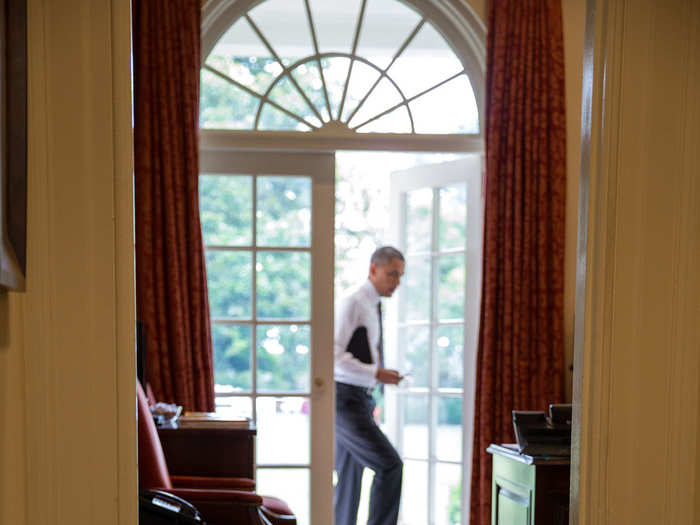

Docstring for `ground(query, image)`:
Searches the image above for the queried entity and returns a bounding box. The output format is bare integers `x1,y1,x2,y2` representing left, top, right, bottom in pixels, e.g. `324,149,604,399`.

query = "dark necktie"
377,301,384,369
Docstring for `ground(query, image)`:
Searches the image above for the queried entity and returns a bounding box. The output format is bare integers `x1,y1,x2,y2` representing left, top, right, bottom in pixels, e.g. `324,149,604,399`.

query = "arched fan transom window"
201,0,480,134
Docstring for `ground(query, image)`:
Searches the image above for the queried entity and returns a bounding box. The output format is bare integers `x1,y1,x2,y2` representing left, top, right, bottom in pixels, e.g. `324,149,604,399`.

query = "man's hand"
375,368,402,385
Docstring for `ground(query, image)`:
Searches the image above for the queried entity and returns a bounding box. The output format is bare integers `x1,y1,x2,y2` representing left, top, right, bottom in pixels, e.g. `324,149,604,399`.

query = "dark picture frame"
0,0,27,291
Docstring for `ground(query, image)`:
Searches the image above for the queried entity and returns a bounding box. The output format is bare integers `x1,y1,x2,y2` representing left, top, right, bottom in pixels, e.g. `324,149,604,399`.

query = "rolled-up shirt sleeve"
334,295,378,385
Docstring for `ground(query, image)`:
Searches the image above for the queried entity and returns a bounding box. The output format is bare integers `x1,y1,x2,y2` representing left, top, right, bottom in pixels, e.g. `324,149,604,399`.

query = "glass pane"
268,75,323,128
437,324,463,389
354,105,412,134
256,324,310,392
340,60,381,122
347,77,402,130
257,177,312,247
256,251,311,319
386,22,464,100
435,463,462,525
405,188,432,253
205,18,276,94
355,468,375,525
402,395,428,459
439,184,467,251
403,254,430,322
438,254,465,320
401,325,429,387
200,68,260,129
256,396,309,464
437,396,462,462
211,324,252,391
400,460,429,525
320,56,352,121
206,251,252,319
290,61,331,122
214,396,253,419
356,0,422,71
410,74,480,134
257,468,310,525
308,0,363,54
200,175,252,246
247,0,315,63
258,103,313,131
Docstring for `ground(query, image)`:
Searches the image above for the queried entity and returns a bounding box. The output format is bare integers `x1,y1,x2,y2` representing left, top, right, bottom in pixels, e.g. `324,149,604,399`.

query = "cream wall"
464,0,487,24
0,1,136,524
574,0,700,523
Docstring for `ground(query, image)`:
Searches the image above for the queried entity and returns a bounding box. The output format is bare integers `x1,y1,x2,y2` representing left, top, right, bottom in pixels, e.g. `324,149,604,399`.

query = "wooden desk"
487,444,570,525
158,423,257,479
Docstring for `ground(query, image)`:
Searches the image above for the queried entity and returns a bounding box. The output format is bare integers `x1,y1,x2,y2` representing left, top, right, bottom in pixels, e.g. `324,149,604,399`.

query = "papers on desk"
178,411,251,428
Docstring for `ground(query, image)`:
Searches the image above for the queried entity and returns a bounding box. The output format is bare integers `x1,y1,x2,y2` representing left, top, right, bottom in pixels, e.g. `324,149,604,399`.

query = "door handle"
312,377,326,398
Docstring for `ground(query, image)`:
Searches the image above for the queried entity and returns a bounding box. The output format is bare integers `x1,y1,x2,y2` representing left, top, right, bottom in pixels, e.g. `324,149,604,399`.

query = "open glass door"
199,150,335,525
387,156,483,525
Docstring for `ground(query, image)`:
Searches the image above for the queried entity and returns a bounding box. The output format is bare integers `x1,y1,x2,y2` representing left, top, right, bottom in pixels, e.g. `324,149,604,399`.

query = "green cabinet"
488,444,570,525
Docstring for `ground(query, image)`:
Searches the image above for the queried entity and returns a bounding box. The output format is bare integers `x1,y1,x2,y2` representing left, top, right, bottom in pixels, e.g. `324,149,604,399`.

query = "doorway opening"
199,1,485,524
334,151,482,525
199,150,482,525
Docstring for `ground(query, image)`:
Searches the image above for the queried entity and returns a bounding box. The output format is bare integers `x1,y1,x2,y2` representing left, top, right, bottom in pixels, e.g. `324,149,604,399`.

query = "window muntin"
201,0,479,134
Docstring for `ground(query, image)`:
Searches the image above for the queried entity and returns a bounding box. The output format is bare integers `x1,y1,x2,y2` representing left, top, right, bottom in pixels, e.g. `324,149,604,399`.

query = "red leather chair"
137,382,296,525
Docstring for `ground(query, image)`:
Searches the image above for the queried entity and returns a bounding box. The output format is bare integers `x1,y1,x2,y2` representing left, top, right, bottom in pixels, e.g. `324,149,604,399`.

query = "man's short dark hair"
370,246,404,267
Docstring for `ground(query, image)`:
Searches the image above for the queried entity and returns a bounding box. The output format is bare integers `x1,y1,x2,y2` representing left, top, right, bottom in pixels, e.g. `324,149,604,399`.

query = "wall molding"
572,0,700,523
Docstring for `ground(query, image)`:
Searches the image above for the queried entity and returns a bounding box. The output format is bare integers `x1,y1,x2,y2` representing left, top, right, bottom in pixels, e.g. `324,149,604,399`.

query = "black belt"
336,381,376,396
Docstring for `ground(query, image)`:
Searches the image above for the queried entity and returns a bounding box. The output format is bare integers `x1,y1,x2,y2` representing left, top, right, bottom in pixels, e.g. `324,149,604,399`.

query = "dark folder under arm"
346,326,372,364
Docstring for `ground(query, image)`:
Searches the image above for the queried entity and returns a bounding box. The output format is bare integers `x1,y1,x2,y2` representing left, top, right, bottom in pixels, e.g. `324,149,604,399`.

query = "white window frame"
388,156,483,525
200,150,335,525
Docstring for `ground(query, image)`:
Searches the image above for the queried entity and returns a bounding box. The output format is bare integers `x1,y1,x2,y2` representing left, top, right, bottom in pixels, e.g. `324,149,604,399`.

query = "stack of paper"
178,411,251,428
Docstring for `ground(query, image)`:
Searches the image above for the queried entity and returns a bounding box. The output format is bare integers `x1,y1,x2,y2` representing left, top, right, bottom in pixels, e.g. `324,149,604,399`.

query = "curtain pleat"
133,0,215,411
470,1,567,523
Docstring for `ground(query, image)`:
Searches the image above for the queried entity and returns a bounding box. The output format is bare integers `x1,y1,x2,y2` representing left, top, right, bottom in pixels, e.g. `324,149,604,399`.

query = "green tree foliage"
206,251,252,319
201,55,329,131
200,56,276,129
212,324,252,390
448,480,461,524
257,177,311,247
439,396,462,426
200,175,252,245
201,174,312,394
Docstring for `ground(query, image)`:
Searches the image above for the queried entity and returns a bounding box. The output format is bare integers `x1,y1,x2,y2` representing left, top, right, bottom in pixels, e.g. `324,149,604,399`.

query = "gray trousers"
334,382,403,525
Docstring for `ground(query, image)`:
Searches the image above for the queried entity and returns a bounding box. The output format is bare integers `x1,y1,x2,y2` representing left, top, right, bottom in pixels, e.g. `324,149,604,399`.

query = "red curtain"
470,1,567,523
133,0,215,411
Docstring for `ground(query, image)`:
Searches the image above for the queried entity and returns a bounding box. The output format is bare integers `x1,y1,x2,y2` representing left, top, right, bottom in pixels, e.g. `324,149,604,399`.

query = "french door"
199,150,335,525
387,156,483,525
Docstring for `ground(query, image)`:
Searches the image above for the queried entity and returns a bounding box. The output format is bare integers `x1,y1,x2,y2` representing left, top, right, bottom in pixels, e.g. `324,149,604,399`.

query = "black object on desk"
512,404,571,457
548,404,572,425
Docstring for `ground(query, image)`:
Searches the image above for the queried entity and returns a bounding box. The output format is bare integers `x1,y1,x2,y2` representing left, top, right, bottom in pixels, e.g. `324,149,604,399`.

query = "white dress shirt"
334,280,381,388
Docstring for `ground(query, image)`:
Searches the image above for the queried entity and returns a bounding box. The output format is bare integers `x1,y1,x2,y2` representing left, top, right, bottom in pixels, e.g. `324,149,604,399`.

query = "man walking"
334,246,405,525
